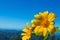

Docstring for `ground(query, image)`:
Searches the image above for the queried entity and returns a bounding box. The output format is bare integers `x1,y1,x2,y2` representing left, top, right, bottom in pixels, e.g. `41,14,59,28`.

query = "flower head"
21,23,32,40
21,11,57,39
31,11,56,37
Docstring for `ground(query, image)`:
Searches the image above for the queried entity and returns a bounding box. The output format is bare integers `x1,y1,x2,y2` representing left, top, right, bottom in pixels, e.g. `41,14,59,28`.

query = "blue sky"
0,0,60,30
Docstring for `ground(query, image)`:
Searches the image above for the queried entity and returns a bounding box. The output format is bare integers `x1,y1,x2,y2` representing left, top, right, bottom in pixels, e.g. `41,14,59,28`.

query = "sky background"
0,0,60,30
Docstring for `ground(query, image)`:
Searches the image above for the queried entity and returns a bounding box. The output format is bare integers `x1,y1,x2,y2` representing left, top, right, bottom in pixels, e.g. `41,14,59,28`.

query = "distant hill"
0,29,60,40
0,29,22,40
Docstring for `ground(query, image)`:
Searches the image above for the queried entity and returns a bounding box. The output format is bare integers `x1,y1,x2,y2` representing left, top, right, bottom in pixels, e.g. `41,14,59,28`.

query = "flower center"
40,19,50,28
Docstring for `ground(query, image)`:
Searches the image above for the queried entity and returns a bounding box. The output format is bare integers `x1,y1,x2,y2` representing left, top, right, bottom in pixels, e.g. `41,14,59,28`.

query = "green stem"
43,36,47,40
43,32,49,40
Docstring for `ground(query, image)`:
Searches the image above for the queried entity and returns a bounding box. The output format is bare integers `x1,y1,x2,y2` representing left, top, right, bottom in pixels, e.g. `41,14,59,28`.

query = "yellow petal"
48,12,56,22
31,24,35,27
31,20,40,25
43,11,48,18
27,29,32,35
43,28,47,37
23,28,28,33
22,35,30,40
34,26,40,33
43,11,48,14
31,20,37,23
22,23,29,33
50,21,55,25
48,25,55,34
21,33,26,36
38,12,44,20
39,12,43,15
38,27,43,33
38,28,43,36
39,12,44,19
30,24,35,29
48,28,55,35
39,11,48,19
31,20,39,23
34,14,40,19
22,30,31,40
48,25,55,29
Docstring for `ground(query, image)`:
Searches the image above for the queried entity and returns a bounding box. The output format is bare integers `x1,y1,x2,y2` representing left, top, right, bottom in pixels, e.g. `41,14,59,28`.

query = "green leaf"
56,27,60,32
35,32,39,36
32,32,39,36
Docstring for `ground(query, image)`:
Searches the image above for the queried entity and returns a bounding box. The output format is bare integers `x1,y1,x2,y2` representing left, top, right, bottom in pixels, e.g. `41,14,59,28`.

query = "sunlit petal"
48,25,55,34
43,11,48,18
43,28,47,37
48,12,56,22
21,33,26,36
34,26,40,33
50,21,55,25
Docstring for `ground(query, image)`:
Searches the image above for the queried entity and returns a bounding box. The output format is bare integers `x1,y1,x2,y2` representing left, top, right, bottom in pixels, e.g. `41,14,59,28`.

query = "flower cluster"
21,11,56,40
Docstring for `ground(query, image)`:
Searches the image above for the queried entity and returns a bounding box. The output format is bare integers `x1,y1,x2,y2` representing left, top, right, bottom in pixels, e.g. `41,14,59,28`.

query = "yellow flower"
32,11,56,37
21,23,32,40
21,11,56,39
21,29,32,40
